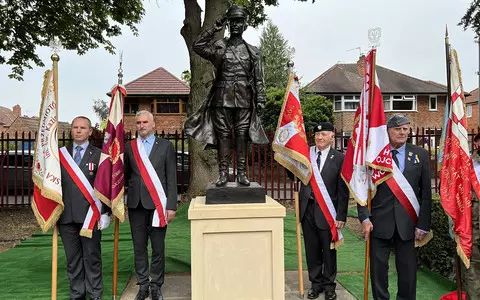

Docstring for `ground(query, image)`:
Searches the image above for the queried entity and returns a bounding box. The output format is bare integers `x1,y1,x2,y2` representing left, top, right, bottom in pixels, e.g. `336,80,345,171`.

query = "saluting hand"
166,210,177,224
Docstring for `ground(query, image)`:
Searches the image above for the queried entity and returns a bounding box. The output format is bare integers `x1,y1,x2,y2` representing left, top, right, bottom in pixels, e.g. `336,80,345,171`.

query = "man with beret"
184,4,268,187
358,114,432,300
294,122,348,299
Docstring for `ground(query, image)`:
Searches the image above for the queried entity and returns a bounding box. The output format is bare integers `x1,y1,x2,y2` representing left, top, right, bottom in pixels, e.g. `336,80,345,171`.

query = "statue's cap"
226,5,248,19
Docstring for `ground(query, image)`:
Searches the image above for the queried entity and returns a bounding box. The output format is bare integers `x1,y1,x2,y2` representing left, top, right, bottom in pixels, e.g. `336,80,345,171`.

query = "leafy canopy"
0,0,144,80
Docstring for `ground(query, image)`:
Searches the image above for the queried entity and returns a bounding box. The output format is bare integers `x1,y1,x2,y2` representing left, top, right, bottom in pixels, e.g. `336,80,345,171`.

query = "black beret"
314,122,334,133
387,114,410,129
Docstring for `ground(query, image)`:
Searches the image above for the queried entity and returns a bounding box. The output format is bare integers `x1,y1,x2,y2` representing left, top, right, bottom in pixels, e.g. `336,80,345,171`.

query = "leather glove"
99,214,111,230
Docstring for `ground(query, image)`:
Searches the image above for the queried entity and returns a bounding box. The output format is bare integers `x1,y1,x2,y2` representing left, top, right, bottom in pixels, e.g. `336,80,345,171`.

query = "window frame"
333,94,361,112
467,103,473,118
429,95,437,111
383,94,417,112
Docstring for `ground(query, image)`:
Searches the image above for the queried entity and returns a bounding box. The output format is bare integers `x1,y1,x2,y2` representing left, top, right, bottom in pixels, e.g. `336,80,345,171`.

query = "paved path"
120,270,356,300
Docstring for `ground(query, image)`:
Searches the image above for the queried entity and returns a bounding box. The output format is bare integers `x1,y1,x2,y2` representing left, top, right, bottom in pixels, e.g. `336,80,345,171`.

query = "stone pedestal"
188,195,286,300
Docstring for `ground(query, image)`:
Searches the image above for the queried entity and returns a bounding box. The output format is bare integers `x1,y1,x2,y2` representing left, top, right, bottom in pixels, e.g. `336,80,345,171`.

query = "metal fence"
1,128,479,206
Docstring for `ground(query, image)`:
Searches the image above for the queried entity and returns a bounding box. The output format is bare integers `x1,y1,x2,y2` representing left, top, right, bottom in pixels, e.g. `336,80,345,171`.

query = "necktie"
391,149,399,168
317,151,322,170
74,145,83,165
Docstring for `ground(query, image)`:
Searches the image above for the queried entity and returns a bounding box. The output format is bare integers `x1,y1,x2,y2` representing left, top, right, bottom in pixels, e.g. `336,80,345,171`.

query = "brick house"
466,88,479,132
0,105,69,135
305,59,448,147
0,105,20,132
119,67,190,133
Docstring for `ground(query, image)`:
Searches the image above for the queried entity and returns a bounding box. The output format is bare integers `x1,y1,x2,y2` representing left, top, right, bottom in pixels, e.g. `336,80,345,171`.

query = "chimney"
12,104,21,117
356,55,366,75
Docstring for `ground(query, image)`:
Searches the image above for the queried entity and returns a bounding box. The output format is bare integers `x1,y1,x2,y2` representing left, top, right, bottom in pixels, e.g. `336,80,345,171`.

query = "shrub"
417,194,456,280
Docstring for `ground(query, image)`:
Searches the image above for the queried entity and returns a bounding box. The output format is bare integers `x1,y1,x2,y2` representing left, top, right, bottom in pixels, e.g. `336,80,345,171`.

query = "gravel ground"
0,206,40,253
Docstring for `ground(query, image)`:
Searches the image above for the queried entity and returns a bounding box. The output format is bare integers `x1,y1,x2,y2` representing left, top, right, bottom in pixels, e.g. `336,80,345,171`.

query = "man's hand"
415,228,428,241
166,210,176,224
99,214,111,231
361,221,373,240
335,220,345,229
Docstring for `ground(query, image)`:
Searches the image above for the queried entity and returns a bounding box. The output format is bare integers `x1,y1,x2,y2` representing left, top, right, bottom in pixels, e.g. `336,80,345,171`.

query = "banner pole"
112,217,120,300
294,176,304,298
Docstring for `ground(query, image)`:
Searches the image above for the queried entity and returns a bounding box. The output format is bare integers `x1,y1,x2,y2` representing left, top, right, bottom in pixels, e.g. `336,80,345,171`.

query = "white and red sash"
59,147,102,238
309,147,343,249
385,162,420,223
131,138,167,227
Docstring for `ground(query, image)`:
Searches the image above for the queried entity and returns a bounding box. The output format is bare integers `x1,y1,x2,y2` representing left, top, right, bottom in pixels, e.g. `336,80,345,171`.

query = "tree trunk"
181,0,229,200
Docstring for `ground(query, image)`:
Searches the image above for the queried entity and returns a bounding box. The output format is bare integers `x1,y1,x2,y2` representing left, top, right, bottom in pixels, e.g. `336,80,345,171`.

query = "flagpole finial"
49,37,62,62
287,61,294,74
117,51,124,85
368,27,381,49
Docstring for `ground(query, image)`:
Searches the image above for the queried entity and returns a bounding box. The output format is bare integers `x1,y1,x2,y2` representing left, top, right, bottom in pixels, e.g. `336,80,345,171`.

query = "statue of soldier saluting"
184,4,268,187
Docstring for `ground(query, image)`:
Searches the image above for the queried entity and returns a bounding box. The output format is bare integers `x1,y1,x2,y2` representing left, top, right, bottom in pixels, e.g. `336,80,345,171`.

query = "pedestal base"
206,182,265,204
188,196,286,300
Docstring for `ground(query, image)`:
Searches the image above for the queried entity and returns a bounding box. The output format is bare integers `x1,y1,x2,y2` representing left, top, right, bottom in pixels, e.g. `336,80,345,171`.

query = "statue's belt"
219,74,248,81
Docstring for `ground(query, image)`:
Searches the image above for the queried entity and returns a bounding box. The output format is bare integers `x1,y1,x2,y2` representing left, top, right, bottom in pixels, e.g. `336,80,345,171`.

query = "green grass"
0,204,455,299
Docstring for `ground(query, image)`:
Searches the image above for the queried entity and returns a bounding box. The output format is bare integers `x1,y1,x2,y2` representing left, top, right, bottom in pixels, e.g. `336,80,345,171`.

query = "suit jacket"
297,147,349,230
357,143,432,241
58,143,102,224
124,137,177,211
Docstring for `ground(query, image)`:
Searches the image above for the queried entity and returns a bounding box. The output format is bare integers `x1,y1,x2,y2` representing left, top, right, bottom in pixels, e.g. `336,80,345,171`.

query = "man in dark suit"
58,116,111,300
358,114,432,300
124,110,177,300
297,122,348,300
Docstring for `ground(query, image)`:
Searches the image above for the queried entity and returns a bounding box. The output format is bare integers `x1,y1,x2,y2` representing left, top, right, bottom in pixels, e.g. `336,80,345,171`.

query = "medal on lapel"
88,163,95,175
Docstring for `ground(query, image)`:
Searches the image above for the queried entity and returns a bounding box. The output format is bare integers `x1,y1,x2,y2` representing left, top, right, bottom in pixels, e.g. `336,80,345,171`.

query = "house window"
333,95,361,112
429,95,437,111
467,104,473,118
383,95,416,111
124,102,139,115
151,97,187,114
342,132,352,149
334,95,342,112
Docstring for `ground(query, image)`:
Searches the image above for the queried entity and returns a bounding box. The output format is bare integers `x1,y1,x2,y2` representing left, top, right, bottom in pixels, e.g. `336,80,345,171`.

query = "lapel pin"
414,154,420,163
408,152,413,156
330,154,334,159
407,157,411,161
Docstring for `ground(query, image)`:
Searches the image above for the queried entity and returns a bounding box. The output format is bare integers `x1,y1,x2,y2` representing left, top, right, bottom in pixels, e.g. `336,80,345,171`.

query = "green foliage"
259,20,294,89
261,87,334,132
181,70,191,86
459,0,480,33
1,0,145,80
92,99,109,122
262,87,285,131
418,194,456,280
300,90,334,132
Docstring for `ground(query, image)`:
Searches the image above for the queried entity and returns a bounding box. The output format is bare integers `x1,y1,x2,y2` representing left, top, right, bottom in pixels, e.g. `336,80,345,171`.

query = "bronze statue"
184,4,268,187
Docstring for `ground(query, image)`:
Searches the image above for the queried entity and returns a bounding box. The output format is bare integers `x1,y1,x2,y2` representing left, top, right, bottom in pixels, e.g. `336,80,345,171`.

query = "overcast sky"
0,0,478,124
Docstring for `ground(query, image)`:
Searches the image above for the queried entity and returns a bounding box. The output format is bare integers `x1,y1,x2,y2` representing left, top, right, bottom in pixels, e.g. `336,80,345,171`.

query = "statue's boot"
236,138,250,186
215,139,230,187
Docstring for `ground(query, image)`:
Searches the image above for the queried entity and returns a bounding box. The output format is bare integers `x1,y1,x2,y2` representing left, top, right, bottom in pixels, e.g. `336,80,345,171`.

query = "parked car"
0,150,34,193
